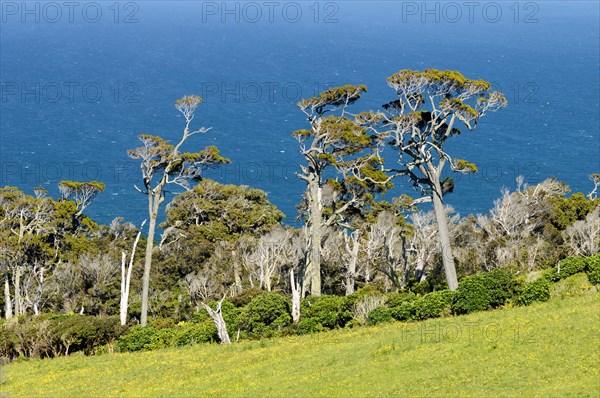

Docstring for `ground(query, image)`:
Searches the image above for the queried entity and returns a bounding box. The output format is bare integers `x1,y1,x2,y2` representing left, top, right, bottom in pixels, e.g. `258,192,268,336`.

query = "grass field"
2,292,599,397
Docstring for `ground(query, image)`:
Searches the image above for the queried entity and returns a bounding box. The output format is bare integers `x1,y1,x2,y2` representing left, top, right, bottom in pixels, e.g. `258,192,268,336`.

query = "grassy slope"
2,293,599,398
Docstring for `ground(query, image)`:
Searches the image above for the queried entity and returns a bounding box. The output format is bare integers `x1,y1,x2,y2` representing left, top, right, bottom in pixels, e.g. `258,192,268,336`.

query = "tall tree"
294,84,384,296
127,96,229,325
371,69,507,290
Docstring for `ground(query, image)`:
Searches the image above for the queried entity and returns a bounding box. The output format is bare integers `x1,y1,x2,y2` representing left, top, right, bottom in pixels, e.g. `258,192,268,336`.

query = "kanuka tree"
128,95,229,326
372,69,507,290
294,84,386,296
58,181,105,217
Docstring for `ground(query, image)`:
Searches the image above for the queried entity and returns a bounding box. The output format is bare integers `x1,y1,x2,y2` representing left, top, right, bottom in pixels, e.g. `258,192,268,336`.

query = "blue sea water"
0,1,598,227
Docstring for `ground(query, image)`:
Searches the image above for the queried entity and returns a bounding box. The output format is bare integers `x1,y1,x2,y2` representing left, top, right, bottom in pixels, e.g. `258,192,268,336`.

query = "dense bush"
366,307,394,325
386,293,419,321
298,295,352,333
230,288,265,307
452,275,491,315
585,253,600,285
550,273,595,299
482,268,518,308
545,256,587,282
413,290,455,320
51,315,127,355
237,292,291,339
0,314,126,360
516,278,551,306
117,325,172,352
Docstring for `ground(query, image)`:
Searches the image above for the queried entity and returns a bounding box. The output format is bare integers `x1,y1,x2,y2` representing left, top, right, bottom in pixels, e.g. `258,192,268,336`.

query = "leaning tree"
128,95,229,326
370,69,507,290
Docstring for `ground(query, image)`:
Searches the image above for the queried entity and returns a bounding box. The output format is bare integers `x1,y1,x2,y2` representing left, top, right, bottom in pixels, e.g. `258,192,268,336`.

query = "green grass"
2,293,599,398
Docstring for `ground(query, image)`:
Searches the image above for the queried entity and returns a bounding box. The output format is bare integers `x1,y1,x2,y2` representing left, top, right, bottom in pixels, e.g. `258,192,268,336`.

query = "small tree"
373,69,507,290
127,95,229,325
58,181,105,216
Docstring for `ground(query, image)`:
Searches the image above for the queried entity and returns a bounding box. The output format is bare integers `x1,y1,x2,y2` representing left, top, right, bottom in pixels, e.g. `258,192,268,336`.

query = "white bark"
201,296,231,344
120,220,145,325
4,276,12,319
290,269,301,323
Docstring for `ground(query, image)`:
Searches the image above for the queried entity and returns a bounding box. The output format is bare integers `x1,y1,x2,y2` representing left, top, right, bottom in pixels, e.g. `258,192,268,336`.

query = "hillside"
2,292,599,397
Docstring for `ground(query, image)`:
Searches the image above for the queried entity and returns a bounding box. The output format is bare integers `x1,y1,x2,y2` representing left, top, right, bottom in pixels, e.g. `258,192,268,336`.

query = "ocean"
1,1,598,227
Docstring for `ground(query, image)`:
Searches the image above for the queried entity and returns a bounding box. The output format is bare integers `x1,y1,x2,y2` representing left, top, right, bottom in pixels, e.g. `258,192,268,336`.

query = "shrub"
516,278,551,306
366,307,393,326
585,253,600,285
237,292,291,339
414,290,455,320
351,295,386,326
0,315,127,360
173,321,218,346
117,326,161,352
386,293,418,321
343,285,384,307
550,273,596,299
298,295,352,334
51,315,126,355
116,325,177,352
545,256,587,282
230,288,265,307
452,275,490,315
482,268,518,307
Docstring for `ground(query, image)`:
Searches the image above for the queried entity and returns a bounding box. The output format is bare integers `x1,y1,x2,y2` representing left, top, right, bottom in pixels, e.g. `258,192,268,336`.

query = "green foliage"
413,290,455,320
0,315,126,360
366,307,393,326
550,273,596,299
545,256,587,282
482,268,519,308
549,193,597,230
298,295,352,333
164,180,284,242
516,278,551,306
230,288,266,308
237,293,291,339
452,275,491,315
298,84,367,110
585,253,600,285
454,158,478,173
386,292,418,321
117,326,172,352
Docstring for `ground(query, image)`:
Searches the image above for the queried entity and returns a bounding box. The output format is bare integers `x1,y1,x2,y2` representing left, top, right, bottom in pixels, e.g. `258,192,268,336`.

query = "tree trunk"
308,178,322,296
290,269,300,323
345,231,360,295
233,258,243,294
14,266,21,315
4,276,12,319
141,196,158,326
431,180,458,291
121,222,144,326
120,252,128,325
202,299,231,344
